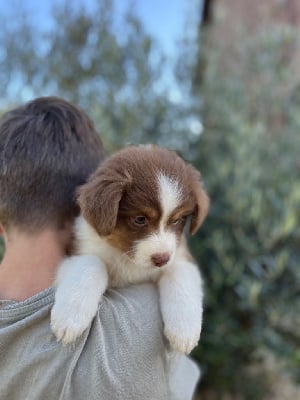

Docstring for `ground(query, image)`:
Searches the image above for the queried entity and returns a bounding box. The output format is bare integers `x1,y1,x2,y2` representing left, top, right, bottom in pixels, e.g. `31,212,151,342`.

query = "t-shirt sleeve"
84,283,171,399
78,283,199,400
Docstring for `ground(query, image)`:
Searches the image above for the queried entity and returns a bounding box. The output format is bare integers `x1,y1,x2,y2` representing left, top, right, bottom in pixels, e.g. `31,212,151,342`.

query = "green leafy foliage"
189,27,300,396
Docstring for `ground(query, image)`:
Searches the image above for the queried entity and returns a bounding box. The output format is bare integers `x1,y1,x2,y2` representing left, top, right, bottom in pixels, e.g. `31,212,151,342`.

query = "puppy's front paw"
159,260,204,353
164,321,201,354
162,301,202,354
51,293,100,345
51,254,108,344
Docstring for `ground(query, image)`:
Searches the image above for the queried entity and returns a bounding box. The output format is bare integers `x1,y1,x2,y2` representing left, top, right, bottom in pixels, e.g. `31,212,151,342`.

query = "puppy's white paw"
164,317,202,354
51,294,100,344
159,260,204,354
164,326,200,354
51,254,108,344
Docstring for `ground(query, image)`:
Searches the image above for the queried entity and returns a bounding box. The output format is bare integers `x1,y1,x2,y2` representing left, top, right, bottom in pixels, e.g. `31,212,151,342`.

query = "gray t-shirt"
0,284,199,400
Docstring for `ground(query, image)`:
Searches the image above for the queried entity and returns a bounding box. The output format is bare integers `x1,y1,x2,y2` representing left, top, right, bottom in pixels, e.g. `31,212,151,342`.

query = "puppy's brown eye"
171,216,187,225
133,216,147,226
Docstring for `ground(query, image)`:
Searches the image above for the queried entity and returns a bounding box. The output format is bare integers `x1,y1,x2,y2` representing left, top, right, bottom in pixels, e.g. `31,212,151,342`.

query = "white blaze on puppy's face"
132,172,183,268
157,173,182,224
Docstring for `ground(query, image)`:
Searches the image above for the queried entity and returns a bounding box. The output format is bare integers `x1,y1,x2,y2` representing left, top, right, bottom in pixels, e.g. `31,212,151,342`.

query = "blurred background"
0,0,299,398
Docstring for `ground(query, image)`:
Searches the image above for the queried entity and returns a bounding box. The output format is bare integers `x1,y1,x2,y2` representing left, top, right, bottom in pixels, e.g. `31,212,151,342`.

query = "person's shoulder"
97,283,164,349
102,283,161,325
86,284,170,399
106,283,160,310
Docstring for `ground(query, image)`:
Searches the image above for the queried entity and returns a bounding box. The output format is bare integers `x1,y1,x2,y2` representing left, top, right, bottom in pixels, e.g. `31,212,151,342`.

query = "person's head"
0,96,105,235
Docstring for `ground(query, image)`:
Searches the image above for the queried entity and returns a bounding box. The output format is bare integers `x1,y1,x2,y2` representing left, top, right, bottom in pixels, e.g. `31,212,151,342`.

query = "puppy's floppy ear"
188,165,210,235
78,167,131,236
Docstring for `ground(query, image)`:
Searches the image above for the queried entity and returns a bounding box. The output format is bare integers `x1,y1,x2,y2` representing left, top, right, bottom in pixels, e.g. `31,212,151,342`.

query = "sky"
122,0,201,57
2,0,202,57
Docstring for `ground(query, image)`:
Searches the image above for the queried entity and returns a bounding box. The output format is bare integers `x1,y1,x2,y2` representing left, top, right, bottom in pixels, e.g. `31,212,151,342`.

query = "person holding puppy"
0,97,199,400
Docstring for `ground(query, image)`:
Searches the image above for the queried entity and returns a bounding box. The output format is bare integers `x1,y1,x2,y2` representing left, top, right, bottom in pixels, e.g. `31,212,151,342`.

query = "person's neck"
0,229,67,301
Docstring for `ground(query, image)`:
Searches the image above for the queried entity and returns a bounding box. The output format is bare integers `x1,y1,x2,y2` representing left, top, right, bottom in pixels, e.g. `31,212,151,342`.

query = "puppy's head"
78,145,209,268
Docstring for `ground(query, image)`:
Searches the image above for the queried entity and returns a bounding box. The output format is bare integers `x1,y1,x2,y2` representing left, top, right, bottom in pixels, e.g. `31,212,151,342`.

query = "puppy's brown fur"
78,145,209,257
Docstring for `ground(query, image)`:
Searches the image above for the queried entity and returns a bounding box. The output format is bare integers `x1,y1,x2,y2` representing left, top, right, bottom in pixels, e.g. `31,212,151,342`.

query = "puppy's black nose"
151,253,170,267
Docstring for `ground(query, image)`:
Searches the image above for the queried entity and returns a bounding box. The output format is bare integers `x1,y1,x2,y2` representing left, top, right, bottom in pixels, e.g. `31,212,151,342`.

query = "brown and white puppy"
51,145,209,354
